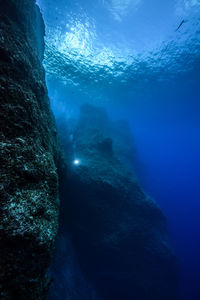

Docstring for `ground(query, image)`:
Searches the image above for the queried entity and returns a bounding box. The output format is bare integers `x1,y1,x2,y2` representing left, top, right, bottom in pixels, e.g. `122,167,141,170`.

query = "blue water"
37,0,200,298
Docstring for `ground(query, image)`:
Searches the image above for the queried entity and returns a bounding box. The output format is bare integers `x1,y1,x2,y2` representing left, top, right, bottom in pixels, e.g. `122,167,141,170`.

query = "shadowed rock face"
0,1,59,299
57,104,178,300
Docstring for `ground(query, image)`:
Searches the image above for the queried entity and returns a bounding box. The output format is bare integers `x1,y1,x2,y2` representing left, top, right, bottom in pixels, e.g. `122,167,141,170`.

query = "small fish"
175,19,185,31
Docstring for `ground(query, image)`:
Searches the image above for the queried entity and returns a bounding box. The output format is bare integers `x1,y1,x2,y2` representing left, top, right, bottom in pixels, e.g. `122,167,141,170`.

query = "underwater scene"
0,0,200,299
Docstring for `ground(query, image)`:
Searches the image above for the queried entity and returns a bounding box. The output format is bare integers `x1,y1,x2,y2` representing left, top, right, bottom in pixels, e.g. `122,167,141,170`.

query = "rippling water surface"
38,0,200,103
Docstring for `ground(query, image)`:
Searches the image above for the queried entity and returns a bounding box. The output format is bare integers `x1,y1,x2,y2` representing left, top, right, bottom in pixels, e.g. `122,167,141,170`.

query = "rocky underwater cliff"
0,1,178,299
0,1,59,299
49,104,179,300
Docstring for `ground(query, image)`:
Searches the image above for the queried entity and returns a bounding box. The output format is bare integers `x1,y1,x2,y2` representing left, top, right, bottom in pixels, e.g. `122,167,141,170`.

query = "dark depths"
0,1,178,299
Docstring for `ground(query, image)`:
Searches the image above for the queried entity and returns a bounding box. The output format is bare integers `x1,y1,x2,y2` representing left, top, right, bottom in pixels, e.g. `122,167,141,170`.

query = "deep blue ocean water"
37,0,200,299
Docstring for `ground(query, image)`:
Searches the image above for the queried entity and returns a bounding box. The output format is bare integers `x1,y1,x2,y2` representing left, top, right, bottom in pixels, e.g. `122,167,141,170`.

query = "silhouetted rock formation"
54,104,178,300
0,1,59,299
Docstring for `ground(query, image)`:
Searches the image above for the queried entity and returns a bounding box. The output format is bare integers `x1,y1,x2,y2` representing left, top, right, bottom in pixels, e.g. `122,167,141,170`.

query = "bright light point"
73,159,80,165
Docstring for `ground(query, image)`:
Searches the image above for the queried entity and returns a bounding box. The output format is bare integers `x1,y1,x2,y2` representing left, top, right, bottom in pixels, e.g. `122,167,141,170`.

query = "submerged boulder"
0,1,59,299
58,104,178,300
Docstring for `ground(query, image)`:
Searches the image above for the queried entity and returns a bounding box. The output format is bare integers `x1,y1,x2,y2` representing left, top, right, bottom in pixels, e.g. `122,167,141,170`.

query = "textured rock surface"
0,1,59,299
56,104,178,300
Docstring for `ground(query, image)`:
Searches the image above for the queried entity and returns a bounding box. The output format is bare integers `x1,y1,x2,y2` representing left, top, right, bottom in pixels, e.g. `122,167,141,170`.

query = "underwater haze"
37,0,200,299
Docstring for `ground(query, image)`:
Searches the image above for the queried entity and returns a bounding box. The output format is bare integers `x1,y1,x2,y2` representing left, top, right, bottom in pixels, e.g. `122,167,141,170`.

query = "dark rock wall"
0,1,59,299
53,104,179,300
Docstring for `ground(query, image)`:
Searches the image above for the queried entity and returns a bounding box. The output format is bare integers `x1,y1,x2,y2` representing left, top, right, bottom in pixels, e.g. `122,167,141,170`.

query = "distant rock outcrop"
0,1,59,299
55,104,178,300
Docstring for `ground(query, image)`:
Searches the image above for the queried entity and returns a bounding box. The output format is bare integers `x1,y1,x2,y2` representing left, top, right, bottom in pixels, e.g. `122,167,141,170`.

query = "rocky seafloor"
0,1,178,299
